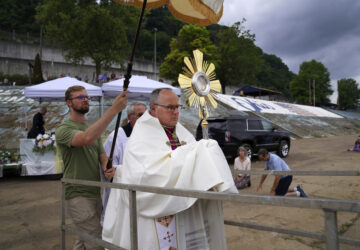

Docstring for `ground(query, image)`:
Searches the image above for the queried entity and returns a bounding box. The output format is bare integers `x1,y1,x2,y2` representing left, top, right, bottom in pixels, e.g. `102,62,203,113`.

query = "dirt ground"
0,134,359,250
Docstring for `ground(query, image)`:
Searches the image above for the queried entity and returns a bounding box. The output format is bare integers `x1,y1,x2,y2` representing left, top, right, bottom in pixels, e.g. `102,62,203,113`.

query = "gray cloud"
219,0,360,101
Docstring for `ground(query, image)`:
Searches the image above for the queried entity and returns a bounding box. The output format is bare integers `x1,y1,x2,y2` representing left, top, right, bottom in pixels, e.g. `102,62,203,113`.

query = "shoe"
297,185,307,198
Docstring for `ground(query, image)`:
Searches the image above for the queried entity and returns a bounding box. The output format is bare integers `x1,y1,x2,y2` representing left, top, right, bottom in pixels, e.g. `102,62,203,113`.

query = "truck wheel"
278,140,289,158
240,144,253,160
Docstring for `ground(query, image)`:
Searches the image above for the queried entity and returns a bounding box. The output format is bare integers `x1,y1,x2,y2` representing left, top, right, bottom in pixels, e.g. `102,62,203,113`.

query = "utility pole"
308,80,312,105
39,26,43,60
313,79,316,106
153,28,157,80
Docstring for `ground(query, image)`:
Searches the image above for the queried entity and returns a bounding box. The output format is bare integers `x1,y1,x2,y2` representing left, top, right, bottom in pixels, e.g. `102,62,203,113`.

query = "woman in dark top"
27,106,47,138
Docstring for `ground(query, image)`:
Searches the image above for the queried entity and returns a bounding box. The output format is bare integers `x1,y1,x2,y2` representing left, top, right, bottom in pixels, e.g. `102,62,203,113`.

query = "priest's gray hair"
127,102,146,116
150,88,173,105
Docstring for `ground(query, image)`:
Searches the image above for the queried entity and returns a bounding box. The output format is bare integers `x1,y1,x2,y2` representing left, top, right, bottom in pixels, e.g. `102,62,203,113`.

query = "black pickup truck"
196,115,291,159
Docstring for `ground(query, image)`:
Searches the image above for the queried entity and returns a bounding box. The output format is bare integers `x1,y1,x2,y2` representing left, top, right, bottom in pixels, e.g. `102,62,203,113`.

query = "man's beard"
73,106,89,114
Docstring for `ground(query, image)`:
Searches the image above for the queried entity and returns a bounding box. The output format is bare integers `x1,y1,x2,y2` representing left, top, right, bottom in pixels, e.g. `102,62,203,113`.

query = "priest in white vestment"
103,88,237,250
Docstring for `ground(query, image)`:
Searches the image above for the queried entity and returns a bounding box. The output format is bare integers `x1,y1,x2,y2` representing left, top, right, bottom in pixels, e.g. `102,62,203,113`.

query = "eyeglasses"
134,113,144,118
70,95,89,100
154,103,183,111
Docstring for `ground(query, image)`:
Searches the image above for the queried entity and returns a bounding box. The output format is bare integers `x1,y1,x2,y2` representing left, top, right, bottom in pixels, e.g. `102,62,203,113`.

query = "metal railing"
61,171,360,250
234,169,360,176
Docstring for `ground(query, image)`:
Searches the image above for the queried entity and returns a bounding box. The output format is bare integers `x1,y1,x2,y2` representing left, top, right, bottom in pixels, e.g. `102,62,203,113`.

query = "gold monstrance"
178,49,221,139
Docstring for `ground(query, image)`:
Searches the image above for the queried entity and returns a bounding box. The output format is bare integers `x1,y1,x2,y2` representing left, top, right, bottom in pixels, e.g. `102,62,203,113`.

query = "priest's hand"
104,167,115,180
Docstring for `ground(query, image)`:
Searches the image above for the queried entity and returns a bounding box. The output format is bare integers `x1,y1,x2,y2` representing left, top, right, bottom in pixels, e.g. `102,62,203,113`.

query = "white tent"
24,76,103,102
101,75,181,100
21,77,103,177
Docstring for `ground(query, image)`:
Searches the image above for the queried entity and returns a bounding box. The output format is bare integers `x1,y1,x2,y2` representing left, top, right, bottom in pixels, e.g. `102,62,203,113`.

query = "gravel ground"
0,134,359,249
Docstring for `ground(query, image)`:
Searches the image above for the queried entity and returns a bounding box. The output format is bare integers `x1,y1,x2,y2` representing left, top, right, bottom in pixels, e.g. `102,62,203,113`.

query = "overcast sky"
219,0,360,102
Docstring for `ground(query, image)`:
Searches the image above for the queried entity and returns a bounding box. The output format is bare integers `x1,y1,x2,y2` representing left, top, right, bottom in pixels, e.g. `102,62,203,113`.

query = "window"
228,119,246,132
247,120,262,130
261,120,274,130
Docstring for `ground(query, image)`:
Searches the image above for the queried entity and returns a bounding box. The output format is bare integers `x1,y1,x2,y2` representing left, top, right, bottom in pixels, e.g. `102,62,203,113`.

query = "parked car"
196,115,291,159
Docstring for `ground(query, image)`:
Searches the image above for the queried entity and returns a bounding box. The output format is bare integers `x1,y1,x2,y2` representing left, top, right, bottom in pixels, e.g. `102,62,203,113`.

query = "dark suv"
196,115,290,159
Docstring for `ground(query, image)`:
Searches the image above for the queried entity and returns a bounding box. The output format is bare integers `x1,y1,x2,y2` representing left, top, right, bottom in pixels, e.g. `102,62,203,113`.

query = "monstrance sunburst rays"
178,49,221,119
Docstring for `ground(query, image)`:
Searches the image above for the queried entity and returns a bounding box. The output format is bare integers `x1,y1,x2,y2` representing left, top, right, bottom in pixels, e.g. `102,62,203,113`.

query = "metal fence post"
323,209,339,250
129,190,138,250
61,181,66,250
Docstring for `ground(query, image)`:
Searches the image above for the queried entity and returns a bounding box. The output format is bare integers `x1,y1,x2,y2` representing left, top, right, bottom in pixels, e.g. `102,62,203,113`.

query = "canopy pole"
24,104,28,134
99,96,103,118
106,0,147,169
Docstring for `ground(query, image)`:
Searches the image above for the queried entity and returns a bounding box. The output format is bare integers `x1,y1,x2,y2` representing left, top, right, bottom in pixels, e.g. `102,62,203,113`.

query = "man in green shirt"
56,85,127,249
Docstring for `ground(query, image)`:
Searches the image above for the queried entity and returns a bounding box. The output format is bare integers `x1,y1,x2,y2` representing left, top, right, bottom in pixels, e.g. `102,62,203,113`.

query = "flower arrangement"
0,150,12,164
33,133,56,155
0,150,19,164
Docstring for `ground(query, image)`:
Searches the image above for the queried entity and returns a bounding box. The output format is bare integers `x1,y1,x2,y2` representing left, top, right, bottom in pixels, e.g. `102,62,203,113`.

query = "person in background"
98,73,103,83
27,106,47,139
348,135,360,152
100,102,146,225
233,146,251,189
55,85,128,249
110,73,116,80
120,102,147,137
257,148,307,197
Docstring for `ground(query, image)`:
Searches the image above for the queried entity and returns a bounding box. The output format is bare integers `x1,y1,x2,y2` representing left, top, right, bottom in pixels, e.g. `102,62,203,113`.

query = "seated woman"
233,146,251,189
353,135,360,152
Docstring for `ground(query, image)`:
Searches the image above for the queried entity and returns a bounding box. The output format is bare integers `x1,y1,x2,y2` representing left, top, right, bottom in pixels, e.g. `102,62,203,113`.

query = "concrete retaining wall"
0,40,159,82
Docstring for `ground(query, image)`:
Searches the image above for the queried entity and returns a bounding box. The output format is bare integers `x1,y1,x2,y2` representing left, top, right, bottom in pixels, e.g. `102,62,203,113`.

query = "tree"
290,60,333,104
216,20,264,93
159,25,217,83
337,78,359,110
32,53,44,84
138,6,185,61
36,0,132,78
0,0,42,33
257,54,295,98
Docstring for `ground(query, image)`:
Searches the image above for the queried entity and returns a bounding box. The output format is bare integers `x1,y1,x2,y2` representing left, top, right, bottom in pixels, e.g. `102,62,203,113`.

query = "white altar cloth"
19,139,59,176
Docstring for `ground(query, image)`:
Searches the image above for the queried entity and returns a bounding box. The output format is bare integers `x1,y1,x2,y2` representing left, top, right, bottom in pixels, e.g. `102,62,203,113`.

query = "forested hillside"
1,0,294,98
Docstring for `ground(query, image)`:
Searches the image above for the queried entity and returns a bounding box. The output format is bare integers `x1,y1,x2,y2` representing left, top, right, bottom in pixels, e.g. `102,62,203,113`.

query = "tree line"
1,0,358,109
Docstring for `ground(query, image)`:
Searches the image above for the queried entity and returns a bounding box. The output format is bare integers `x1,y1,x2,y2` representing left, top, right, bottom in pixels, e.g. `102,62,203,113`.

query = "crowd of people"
49,85,352,249
40,72,122,84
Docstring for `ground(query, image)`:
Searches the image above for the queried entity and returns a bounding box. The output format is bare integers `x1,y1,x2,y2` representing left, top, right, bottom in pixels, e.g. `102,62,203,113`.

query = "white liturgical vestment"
103,128,128,166
102,111,237,249
100,128,128,226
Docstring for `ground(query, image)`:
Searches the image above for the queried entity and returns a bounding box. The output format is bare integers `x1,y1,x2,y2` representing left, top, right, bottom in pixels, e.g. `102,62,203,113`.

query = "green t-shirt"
55,119,105,200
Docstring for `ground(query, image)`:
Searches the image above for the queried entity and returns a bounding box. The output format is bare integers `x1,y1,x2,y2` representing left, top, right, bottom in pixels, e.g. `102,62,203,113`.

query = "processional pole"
200,107,209,139
106,0,148,169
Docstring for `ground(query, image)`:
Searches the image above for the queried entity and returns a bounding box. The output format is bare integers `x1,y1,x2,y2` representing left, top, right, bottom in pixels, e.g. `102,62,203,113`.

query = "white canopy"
24,77,103,102
101,75,181,100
